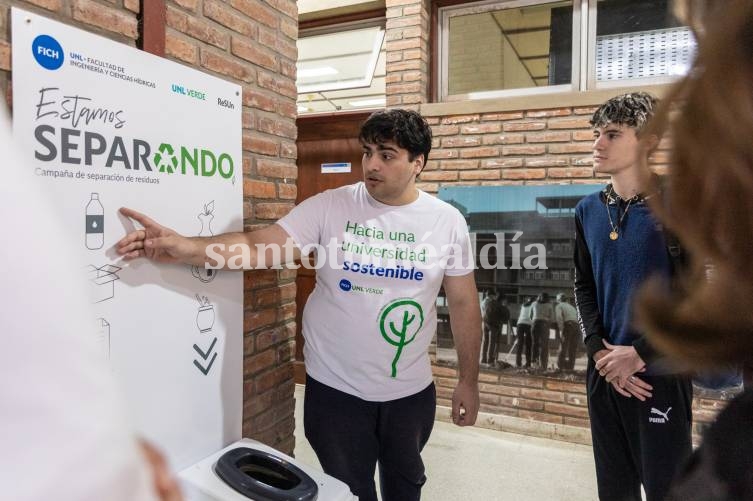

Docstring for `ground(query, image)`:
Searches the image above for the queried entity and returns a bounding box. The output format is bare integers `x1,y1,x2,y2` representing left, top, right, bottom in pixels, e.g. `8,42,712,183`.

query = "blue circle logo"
32,35,64,70
339,279,352,292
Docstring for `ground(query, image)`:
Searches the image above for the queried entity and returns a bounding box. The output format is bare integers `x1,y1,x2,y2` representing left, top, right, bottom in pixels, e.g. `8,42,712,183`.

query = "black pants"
532,320,550,369
482,321,499,364
557,321,579,370
304,375,436,501
587,362,693,501
516,324,532,367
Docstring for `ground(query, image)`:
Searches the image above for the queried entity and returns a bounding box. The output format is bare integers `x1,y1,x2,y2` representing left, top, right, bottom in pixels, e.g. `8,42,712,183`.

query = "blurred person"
531,292,554,370
499,297,512,349
515,297,534,368
635,1,753,499
481,290,503,365
0,108,180,501
574,92,692,501
555,293,579,371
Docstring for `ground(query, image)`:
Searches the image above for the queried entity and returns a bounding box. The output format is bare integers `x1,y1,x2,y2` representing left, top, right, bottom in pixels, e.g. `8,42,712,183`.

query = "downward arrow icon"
193,337,218,375
193,337,217,360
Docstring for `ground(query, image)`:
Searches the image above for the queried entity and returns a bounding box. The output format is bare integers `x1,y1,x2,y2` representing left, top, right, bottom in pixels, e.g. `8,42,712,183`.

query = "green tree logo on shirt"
379,299,424,378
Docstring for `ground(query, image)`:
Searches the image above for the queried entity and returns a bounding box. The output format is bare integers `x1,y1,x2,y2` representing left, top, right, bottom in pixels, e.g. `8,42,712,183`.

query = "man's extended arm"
117,207,300,269
443,272,481,427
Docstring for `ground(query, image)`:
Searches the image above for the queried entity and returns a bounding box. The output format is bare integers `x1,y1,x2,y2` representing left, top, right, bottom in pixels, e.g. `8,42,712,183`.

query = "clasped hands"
593,342,653,401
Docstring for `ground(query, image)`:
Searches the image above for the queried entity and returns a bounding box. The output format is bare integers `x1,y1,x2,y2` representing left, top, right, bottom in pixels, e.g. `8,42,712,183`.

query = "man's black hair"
359,109,432,165
590,92,658,134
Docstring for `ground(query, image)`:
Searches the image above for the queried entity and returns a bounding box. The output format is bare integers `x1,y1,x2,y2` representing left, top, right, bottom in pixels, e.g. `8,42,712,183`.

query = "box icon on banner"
88,264,121,303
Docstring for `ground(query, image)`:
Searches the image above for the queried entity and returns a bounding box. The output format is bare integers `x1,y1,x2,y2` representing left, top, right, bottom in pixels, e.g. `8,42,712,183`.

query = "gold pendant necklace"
605,188,633,241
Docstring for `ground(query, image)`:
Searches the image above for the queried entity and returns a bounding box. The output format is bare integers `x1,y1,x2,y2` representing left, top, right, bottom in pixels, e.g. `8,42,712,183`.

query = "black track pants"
587,362,693,501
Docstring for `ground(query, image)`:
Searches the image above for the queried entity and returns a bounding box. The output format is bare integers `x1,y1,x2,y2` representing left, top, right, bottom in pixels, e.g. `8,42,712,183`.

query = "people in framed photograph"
515,297,534,368
555,293,579,371
481,290,501,365
531,292,555,370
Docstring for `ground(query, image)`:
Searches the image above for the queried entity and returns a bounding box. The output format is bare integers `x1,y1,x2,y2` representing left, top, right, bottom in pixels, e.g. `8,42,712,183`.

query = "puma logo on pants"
649,406,672,423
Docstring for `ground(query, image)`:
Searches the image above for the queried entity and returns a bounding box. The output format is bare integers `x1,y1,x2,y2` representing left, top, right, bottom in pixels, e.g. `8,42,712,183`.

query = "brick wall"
416,106,673,193
419,108,597,191
1,0,299,454
385,0,429,108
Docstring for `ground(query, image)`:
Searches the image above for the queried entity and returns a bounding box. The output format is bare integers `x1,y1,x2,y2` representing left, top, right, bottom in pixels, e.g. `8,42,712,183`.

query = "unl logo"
649,407,672,424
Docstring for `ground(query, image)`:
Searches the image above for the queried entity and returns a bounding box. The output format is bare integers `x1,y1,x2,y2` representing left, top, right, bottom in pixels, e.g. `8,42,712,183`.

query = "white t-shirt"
517,303,533,326
278,182,473,401
0,110,157,501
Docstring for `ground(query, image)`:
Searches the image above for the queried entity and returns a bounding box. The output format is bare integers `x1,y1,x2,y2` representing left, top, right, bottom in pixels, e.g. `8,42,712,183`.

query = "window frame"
297,22,385,95
436,0,691,102
438,0,582,102
585,0,692,90
296,16,387,115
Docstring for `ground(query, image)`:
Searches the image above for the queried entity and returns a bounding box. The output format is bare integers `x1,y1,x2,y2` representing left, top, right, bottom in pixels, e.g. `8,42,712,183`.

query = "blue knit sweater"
574,189,670,367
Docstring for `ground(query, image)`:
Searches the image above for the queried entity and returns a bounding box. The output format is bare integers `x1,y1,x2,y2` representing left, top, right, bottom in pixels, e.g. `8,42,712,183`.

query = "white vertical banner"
11,8,244,470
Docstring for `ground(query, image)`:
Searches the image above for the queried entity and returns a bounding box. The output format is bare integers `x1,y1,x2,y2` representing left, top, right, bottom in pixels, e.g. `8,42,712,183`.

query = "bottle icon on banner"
85,193,104,250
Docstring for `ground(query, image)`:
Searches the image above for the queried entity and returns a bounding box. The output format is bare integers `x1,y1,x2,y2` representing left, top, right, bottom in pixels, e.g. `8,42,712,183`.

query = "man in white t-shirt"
117,109,481,501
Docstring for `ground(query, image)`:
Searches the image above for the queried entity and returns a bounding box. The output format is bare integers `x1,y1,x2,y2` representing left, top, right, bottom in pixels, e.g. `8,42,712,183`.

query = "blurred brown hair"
636,0,753,366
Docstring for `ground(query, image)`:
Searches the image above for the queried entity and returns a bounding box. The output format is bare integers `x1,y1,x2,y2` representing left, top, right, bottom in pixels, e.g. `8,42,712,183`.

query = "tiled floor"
293,384,599,500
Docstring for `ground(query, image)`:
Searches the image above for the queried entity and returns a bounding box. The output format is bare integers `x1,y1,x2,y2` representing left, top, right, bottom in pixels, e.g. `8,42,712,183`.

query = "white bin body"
179,439,357,501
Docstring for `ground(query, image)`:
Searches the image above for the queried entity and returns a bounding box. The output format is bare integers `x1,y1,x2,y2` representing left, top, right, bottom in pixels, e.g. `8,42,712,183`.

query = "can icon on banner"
86,193,104,250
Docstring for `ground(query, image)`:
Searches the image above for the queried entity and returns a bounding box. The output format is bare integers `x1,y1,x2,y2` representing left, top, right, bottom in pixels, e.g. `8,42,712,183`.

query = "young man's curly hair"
590,92,658,134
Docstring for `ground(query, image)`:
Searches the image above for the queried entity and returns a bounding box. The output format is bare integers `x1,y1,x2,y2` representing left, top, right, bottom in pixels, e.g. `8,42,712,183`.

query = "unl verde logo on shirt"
379,299,424,378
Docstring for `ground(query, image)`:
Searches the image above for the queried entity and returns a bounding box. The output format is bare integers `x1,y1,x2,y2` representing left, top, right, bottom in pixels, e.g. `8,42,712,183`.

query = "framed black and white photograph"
435,184,604,380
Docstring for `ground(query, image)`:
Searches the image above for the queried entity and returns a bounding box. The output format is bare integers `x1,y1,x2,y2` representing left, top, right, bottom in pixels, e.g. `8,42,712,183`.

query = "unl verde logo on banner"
379,299,424,378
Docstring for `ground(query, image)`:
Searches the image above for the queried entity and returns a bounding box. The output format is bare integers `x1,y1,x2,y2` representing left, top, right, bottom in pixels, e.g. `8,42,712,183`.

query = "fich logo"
32,34,64,70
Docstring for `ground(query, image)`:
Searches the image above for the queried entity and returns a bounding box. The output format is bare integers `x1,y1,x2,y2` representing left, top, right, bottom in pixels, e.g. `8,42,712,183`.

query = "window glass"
296,25,386,114
446,1,573,96
595,0,696,82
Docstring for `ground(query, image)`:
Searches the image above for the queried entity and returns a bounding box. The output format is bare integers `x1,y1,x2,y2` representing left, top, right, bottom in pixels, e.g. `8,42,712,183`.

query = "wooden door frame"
297,111,374,142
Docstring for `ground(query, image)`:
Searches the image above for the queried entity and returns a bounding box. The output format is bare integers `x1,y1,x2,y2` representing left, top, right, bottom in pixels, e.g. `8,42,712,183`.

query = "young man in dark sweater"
574,92,692,501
